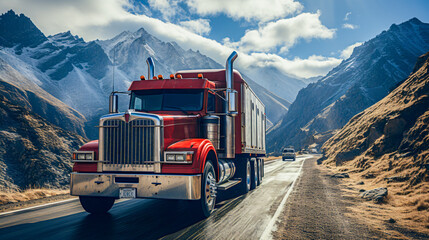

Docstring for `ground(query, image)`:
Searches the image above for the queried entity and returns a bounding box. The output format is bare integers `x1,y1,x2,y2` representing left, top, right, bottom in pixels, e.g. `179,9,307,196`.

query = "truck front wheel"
199,160,217,218
79,196,115,214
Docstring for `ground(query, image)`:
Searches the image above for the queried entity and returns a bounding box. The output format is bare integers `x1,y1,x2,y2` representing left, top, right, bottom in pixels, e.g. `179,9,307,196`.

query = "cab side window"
207,93,215,112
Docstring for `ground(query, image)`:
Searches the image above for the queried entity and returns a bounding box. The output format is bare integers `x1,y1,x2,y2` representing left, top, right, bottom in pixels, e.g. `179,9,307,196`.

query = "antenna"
112,47,116,92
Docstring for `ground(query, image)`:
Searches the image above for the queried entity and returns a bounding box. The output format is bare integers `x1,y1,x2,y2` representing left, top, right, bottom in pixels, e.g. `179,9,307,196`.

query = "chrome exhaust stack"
146,57,155,79
226,51,238,115
109,92,118,113
220,51,238,159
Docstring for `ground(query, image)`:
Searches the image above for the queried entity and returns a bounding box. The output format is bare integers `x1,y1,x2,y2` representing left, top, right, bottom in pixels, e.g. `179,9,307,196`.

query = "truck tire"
257,158,263,185
238,158,251,194
79,196,115,214
261,159,265,178
251,159,258,189
198,160,217,218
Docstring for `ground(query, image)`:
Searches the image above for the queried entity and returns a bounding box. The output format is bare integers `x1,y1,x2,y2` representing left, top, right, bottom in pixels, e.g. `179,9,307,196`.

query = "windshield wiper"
163,105,189,115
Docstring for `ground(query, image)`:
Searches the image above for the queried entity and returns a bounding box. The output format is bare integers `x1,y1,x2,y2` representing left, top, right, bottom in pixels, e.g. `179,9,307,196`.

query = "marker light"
153,76,158,80
170,74,175,79
158,75,163,79
176,74,182,79
140,75,145,80
197,73,203,79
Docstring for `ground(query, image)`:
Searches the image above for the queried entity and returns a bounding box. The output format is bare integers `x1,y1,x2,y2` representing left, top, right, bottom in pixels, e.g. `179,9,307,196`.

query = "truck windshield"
130,89,204,112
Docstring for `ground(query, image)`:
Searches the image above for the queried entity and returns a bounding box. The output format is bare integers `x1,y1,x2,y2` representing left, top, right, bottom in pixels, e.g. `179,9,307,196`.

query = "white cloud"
340,42,363,59
342,23,358,29
242,53,342,78
179,19,211,35
228,11,336,53
186,0,303,22
0,0,341,79
148,0,185,21
344,12,351,21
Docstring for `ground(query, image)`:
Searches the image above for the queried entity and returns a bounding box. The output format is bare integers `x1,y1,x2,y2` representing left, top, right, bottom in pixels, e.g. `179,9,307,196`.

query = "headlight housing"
164,151,193,164
72,151,95,162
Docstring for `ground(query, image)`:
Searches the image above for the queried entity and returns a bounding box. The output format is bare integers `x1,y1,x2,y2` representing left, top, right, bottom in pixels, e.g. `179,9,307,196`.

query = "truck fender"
78,140,99,159
165,139,219,181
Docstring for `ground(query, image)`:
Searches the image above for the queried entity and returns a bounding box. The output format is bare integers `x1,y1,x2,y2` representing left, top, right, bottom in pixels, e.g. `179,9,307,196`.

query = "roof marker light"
176,74,182,79
170,74,175,79
158,74,163,80
140,75,145,80
153,76,158,80
197,73,203,79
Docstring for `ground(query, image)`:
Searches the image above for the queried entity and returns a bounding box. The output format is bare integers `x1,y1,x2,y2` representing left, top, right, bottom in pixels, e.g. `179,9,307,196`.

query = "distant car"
282,148,296,161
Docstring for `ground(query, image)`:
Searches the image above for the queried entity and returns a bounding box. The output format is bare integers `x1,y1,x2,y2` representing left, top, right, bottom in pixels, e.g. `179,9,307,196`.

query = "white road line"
0,198,77,216
260,158,305,240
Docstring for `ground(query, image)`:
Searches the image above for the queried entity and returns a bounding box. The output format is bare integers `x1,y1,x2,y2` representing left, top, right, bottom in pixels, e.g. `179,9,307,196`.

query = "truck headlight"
72,151,95,161
165,152,193,163
166,154,176,161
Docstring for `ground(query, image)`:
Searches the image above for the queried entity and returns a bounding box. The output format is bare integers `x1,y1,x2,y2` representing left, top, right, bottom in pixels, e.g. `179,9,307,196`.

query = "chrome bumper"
70,173,201,200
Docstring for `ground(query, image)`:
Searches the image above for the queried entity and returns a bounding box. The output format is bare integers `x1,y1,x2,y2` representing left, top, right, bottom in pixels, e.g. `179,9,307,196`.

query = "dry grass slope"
0,188,68,205
321,52,429,237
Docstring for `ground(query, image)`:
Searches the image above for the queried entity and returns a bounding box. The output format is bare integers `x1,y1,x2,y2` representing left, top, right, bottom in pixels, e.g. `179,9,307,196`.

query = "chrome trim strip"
72,160,105,163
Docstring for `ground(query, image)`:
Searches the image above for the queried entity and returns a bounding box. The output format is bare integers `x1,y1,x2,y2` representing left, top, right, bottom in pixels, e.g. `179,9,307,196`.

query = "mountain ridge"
267,17,429,153
0,10,293,139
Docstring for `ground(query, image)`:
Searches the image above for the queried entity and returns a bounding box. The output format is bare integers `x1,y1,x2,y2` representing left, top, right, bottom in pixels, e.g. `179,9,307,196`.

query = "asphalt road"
0,155,314,240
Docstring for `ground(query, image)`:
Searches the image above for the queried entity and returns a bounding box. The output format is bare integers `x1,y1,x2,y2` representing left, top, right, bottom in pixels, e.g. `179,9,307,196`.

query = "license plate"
119,188,136,199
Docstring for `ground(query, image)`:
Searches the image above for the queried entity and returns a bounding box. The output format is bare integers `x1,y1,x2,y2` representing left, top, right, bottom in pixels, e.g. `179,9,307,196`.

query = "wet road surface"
0,155,314,240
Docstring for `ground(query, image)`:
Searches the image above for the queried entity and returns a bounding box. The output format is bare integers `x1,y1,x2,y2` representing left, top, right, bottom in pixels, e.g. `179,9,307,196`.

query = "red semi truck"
70,52,266,217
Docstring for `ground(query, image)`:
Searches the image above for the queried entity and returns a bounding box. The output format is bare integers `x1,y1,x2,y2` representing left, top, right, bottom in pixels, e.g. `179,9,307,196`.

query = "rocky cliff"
0,79,86,190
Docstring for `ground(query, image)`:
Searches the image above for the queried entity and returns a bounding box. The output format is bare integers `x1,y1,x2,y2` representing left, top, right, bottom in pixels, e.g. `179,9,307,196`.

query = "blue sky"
1,0,428,79
141,0,429,59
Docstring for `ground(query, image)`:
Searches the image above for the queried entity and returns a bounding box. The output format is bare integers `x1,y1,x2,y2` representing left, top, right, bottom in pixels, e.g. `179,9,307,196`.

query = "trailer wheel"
198,160,217,218
251,159,258,189
262,159,265,177
257,158,263,185
79,196,115,214
238,158,251,194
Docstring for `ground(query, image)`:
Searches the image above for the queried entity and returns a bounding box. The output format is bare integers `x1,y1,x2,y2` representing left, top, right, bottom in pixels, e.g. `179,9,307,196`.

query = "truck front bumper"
70,172,201,200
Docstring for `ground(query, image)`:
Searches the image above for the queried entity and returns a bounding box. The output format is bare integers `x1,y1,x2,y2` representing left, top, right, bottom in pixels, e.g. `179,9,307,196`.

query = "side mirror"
228,90,238,116
109,92,118,113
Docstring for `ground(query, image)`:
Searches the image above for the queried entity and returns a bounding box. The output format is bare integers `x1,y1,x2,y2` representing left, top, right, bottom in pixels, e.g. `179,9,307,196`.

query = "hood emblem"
124,113,130,123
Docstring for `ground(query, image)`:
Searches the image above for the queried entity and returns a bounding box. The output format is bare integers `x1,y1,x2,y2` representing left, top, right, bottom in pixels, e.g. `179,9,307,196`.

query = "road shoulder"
273,157,385,239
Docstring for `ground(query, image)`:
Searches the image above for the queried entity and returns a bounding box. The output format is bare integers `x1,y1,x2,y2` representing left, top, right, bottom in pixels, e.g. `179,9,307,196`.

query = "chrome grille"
103,119,155,165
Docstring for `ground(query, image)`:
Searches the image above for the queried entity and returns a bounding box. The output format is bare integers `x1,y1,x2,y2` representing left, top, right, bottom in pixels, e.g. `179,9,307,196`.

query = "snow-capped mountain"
246,66,306,103
267,18,429,153
0,10,292,139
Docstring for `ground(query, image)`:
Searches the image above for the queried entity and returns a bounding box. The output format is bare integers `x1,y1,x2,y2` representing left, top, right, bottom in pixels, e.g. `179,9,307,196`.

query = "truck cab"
70,52,266,217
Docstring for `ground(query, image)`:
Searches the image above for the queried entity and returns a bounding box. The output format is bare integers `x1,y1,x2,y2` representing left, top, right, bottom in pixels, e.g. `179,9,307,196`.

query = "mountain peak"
135,27,150,36
408,17,423,25
4,9,16,16
0,10,46,48
49,31,84,45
